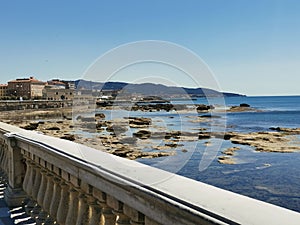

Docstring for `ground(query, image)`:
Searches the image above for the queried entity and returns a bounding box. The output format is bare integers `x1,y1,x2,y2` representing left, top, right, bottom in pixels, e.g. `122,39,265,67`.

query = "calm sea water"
136,96,300,212
225,96,300,132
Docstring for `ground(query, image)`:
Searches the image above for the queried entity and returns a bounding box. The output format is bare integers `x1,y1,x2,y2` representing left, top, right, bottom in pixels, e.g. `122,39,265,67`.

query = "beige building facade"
43,79,75,100
7,76,46,99
0,84,8,99
43,88,74,100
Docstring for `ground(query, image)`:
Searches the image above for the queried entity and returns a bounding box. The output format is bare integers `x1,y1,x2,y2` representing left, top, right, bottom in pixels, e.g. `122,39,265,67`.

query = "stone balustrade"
0,121,299,225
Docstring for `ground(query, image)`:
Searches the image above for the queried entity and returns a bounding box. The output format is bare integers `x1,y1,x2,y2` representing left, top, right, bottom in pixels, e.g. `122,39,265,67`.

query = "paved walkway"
0,183,14,225
0,181,34,225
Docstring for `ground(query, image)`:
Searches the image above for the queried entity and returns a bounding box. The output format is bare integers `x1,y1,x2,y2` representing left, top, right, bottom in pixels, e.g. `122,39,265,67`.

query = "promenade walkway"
0,181,14,225
0,176,34,225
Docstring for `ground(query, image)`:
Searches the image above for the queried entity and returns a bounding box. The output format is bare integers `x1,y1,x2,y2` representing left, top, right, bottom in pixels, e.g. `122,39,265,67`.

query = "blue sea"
134,96,300,212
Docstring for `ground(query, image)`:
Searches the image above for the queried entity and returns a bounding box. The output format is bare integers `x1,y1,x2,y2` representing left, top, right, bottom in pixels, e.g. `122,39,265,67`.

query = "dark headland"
75,80,245,98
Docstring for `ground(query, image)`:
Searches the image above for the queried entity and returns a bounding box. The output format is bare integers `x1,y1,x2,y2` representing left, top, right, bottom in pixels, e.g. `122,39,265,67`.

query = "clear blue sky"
1,0,299,96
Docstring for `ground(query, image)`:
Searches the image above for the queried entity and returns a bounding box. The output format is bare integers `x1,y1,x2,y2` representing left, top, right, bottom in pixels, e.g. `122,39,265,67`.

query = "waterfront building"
0,84,8,99
46,79,66,89
43,79,75,100
7,76,46,99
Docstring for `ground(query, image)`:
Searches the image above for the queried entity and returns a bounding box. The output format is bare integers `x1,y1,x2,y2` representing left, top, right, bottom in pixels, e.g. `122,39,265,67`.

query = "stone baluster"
56,181,70,225
0,146,4,169
23,159,37,215
0,150,5,167
43,173,54,212
49,177,62,220
65,186,80,225
123,204,145,225
36,169,47,206
35,169,48,224
115,212,131,225
2,149,8,174
112,203,131,225
32,164,42,201
23,158,40,215
108,195,130,225
87,195,101,225
76,192,89,225
43,172,55,224
93,189,116,225
22,157,31,194
25,164,41,221
0,144,5,179
27,162,36,198
101,205,116,225
0,147,6,170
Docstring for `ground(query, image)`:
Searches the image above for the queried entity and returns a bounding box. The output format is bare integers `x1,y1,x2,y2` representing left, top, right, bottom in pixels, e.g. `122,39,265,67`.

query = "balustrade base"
4,184,27,207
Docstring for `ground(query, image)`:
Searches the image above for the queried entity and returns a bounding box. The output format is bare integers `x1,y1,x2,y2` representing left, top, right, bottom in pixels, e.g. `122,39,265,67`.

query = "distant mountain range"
75,79,245,97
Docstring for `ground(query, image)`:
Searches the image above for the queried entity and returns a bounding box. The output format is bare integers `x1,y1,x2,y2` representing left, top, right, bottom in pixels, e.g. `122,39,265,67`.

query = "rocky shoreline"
217,129,300,164
0,103,299,164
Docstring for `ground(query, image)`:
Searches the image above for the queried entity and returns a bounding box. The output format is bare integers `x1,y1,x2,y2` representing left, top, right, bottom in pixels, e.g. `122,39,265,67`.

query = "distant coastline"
75,79,246,98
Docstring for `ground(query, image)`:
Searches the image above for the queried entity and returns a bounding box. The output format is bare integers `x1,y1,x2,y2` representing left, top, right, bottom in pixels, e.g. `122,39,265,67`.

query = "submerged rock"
196,104,214,112
133,130,151,139
46,126,61,131
60,134,75,141
76,116,96,122
132,103,175,112
106,124,128,134
269,127,300,134
228,131,300,153
240,103,250,107
128,117,151,128
218,156,236,164
95,113,105,119
198,132,211,139
199,114,221,118
222,147,241,156
22,122,40,130
228,105,257,112
119,137,137,145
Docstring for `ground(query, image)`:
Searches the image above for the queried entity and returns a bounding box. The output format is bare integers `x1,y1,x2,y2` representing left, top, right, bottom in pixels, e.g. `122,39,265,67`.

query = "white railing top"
0,121,299,225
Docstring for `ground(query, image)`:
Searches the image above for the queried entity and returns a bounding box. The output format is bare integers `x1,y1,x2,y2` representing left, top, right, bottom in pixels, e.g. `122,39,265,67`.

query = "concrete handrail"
0,122,299,225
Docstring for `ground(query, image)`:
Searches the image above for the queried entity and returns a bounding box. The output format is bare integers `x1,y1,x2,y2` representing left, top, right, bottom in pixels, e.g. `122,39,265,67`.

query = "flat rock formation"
217,130,300,164
227,105,259,112
1,107,300,164
218,156,236,165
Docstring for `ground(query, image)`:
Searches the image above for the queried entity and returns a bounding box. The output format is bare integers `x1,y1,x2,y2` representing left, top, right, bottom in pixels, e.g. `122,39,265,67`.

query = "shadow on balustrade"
0,173,36,225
